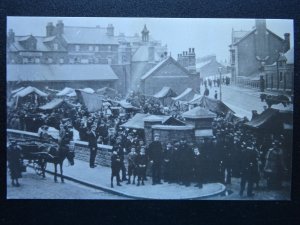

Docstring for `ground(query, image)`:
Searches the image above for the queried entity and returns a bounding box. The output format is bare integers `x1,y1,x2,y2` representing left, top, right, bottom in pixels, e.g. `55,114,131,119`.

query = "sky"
7,17,294,62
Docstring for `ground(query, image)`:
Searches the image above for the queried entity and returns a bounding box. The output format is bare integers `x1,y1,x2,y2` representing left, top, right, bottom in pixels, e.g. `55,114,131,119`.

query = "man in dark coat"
239,146,259,197
178,138,193,186
7,140,23,187
113,136,127,181
87,125,99,168
162,142,173,183
148,133,163,185
111,150,122,188
192,146,205,188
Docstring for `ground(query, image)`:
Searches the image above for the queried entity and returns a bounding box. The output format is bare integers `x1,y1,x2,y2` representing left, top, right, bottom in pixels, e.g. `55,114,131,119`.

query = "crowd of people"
7,85,291,198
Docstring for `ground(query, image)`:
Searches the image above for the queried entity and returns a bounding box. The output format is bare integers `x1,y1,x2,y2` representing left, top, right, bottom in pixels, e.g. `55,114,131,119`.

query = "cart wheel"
33,161,47,176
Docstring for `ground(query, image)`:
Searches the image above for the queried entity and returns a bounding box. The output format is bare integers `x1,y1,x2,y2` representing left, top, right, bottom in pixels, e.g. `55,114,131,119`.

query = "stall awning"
39,99,64,110
13,86,48,98
245,108,279,129
120,113,149,129
172,88,197,102
153,87,177,99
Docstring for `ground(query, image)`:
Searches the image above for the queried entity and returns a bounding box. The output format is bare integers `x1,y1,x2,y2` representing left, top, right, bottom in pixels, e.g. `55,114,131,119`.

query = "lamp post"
218,67,222,101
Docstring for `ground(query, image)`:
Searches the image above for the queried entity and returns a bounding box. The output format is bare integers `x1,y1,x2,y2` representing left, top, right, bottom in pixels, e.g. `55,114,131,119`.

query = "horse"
260,94,290,108
38,143,75,183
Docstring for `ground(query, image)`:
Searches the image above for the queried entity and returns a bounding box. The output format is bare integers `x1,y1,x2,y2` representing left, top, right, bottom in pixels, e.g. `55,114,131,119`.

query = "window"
279,72,283,82
95,46,99,52
53,43,58,50
89,46,93,51
70,58,75,64
28,58,35,63
59,58,64,64
108,45,111,51
47,58,53,64
81,58,89,64
75,45,80,51
23,58,28,64
35,58,40,63
107,57,112,64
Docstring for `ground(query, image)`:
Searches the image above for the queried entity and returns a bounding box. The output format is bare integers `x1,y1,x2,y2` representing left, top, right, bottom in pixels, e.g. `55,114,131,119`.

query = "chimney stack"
46,22,55,37
283,33,290,52
56,20,64,36
107,24,114,36
7,29,15,45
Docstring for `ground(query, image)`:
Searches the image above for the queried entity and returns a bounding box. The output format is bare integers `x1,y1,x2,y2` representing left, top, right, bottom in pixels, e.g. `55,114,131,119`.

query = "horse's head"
66,149,75,166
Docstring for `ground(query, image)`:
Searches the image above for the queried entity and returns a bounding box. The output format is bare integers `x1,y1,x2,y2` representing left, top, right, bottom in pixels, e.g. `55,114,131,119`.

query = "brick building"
7,21,167,94
140,56,200,95
196,55,229,79
229,19,291,85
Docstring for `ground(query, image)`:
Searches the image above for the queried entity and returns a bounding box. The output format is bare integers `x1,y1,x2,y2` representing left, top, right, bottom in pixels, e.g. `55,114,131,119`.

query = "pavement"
38,159,226,200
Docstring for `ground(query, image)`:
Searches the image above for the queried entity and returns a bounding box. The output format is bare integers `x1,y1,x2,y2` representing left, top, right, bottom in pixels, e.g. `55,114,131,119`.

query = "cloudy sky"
7,17,294,62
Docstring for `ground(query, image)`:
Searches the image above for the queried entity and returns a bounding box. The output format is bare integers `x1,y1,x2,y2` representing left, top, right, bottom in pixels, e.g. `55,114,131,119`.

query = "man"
113,136,127,181
192,146,205,188
87,125,99,168
264,140,287,190
148,133,163,185
214,90,218,100
239,146,259,197
178,138,193,186
162,142,173,183
111,150,122,188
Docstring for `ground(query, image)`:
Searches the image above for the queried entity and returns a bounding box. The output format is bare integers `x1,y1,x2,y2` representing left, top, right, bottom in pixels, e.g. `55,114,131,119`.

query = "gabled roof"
120,113,149,129
62,26,119,45
56,87,74,96
39,98,64,110
141,56,190,80
284,48,294,64
13,86,48,98
7,64,119,82
8,36,67,52
172,88,198,102
153,86,177,99
231,28,284,46
182,106,216,119
245,108,279,129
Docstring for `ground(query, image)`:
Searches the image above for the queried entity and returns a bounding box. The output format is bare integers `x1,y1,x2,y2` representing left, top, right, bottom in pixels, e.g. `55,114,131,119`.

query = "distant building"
229,19,291,85
140,56,200,95
7,21,167,94
264,48,294,92
195,55,229,79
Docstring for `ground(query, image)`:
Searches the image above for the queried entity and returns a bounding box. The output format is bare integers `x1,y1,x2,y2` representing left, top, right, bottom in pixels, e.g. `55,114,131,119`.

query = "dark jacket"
87,131,98,149
148,141,163,162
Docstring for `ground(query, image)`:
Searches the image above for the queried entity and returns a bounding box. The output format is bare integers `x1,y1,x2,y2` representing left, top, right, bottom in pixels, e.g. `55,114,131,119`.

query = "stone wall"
7,129,116,167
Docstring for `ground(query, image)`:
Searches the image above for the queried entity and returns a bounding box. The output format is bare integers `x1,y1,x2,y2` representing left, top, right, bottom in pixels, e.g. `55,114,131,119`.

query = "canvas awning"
189,95,234,115
75,90,103,112
172,88,197,102
11,87,25,95
39,99,64,110
245,108,279,129
153,87,177,99
56,87,75,96
182,106,216,119
120,113,149,130
13,86,48,98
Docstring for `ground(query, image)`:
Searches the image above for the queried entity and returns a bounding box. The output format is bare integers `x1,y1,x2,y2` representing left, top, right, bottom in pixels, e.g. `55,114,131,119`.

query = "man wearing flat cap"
148,133,163,185
87,125,99,168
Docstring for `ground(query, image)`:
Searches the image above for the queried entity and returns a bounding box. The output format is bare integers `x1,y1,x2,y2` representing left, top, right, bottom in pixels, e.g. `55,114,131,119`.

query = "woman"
7,140,23,187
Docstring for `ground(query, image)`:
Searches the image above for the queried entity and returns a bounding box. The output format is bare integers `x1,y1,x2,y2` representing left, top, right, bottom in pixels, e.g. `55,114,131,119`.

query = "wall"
7,129,115,167
143,62,199,95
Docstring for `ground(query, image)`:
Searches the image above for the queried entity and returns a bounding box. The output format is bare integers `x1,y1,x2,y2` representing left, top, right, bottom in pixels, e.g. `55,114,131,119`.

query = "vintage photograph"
6,17,294,200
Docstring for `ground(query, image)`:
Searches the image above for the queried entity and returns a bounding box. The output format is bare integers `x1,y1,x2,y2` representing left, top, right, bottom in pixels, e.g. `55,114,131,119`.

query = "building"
7,21,167,94
7,64,119,91
229,19,291,86
196,55,229,79
264,48,294,92
140,56,200,96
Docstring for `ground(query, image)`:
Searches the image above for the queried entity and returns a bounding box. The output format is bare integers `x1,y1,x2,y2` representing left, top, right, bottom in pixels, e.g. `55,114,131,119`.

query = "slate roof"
62,26,119,45
7,64,119,82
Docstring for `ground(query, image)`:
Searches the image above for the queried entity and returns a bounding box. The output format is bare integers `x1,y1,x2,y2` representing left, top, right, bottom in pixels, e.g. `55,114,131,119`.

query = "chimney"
148,45,155,63
56,20,64,36
189,48,191,54
255,19,267,34
192,48,195,54
107,24,114,36
7,29,15,45
283,33,290,52
46,22,55,37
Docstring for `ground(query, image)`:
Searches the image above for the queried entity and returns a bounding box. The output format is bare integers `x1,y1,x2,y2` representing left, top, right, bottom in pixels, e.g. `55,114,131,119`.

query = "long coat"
7,144,22,179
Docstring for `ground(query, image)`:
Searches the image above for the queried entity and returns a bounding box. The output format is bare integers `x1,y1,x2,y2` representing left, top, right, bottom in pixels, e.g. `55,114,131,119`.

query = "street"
6,167,129,200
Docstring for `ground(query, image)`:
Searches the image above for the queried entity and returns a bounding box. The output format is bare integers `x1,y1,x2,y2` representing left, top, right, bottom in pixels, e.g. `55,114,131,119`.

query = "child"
111,150,121,188
127,146,137,184
136,146,148,186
